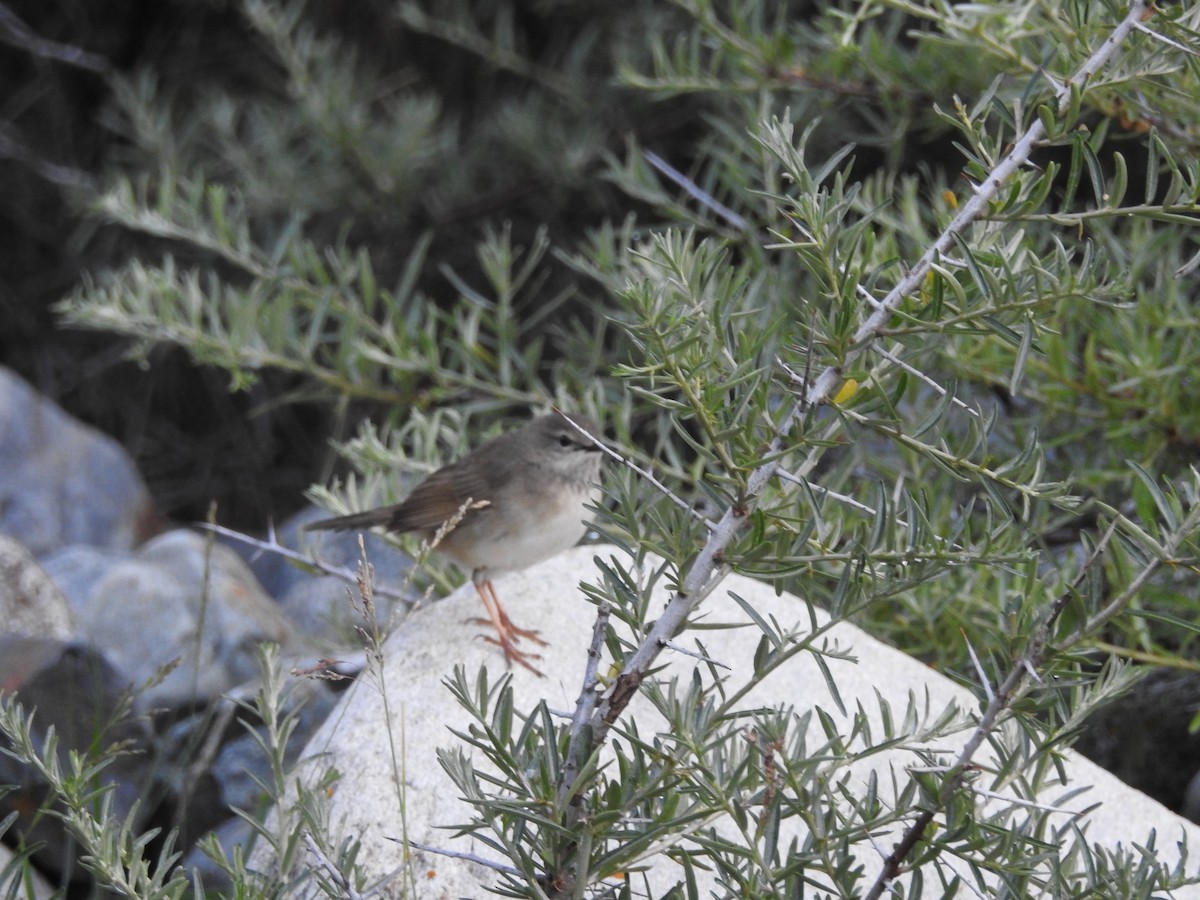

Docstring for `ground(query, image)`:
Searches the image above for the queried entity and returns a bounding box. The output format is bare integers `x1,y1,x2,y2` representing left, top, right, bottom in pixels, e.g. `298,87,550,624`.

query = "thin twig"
1133,19,1200,58
660,639,731,669
968,786,1091,817
0,127,95,189
869,344,981,418
197,521,417,605
962,631,995,705
556,411,718,532
1063,501,1200,645
0,2,111,72
776,468,963,553
304,831,368,900
643,150,750,232
397,838,522,876
856,283,886,311
776,470,876,515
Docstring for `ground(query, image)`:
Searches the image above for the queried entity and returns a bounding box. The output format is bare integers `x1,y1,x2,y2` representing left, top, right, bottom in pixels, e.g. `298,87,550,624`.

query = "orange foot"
472,579,548,676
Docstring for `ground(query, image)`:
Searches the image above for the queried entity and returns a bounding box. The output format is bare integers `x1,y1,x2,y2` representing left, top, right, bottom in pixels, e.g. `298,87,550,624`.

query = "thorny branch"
581,0,1155,750
557,603,611,811
552,2,1161,890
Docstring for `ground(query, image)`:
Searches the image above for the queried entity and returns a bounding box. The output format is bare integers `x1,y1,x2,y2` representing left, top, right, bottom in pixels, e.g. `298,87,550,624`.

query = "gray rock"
0,535,75,639
38,543,123,618
72,529,309,709
0,366,154,558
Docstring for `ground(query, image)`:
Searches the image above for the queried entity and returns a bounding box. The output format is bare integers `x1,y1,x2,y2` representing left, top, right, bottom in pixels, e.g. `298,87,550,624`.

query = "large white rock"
273,544,1200,897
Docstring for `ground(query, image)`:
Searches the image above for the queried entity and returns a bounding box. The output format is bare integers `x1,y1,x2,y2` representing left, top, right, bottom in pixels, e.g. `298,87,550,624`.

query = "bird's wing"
307,427,523,534
381,456,499,532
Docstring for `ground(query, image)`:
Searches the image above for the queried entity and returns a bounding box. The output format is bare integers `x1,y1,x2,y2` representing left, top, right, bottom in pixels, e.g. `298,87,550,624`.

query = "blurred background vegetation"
5,0,1200,864
5,0,992,530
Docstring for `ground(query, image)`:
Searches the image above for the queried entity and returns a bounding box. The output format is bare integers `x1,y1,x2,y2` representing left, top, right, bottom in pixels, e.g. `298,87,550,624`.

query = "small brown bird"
307,412,603,673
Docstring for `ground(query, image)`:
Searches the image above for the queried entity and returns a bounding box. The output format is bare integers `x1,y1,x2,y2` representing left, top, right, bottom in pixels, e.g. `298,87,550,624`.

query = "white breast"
455,484,599,576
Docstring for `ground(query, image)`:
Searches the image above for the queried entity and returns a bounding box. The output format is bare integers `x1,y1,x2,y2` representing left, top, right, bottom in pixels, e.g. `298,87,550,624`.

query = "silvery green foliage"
45,0,1200,896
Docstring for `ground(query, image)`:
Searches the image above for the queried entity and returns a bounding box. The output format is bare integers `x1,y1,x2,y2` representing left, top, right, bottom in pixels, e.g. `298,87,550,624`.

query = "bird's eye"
557,434,574,448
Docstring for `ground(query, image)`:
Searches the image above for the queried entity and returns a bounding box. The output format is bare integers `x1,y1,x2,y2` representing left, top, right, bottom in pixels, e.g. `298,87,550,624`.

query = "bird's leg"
468,581,548,645
472,579,545,675
488,582,549,646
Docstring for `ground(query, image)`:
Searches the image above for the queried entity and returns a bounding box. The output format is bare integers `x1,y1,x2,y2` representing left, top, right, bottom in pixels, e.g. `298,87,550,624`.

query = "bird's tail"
305,508,393,532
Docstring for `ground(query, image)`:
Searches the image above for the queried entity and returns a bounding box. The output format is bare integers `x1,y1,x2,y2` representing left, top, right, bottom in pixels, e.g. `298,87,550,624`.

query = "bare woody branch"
578,0,1154,768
